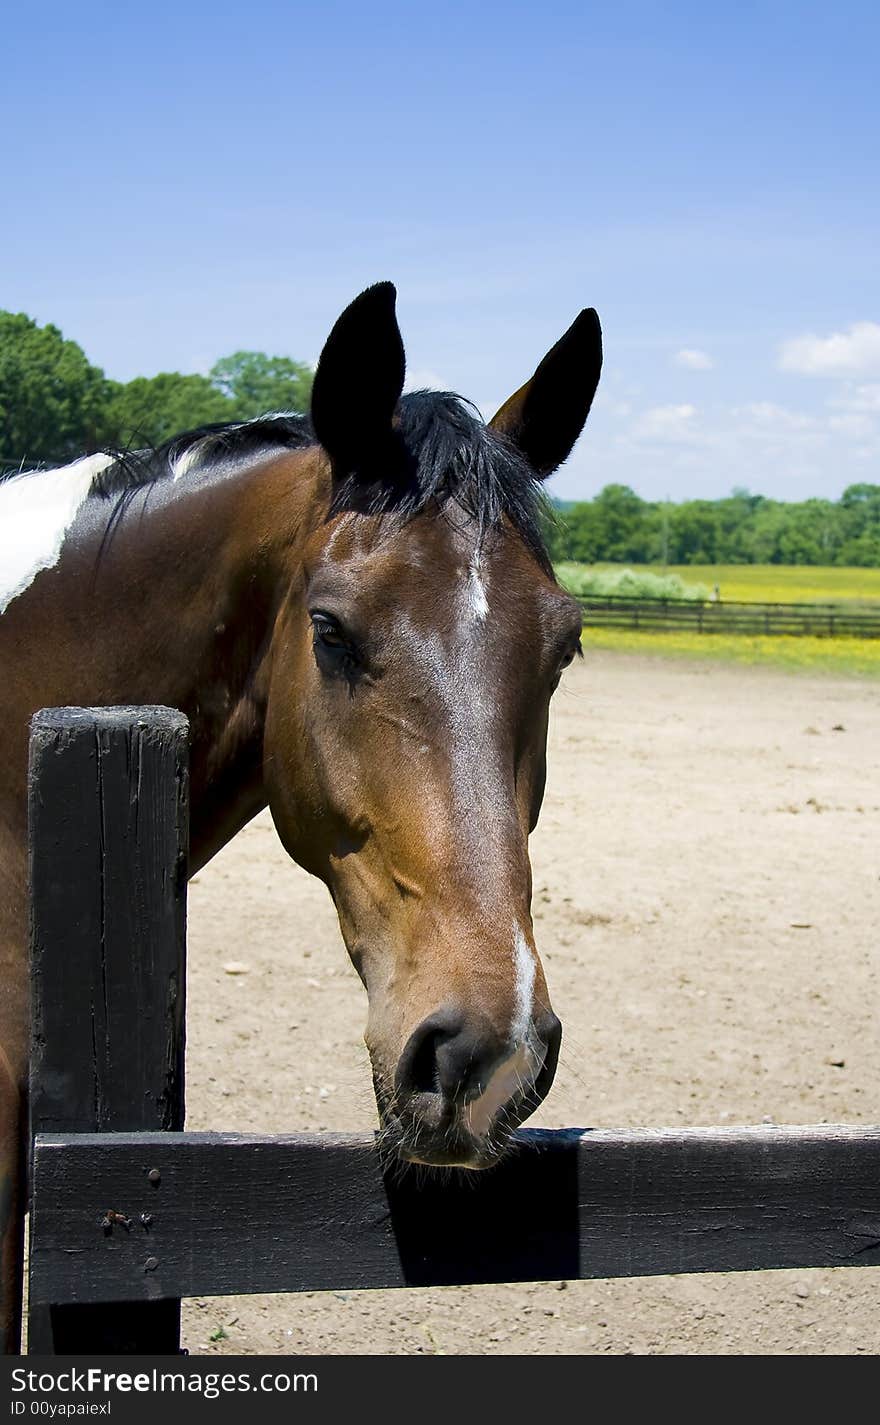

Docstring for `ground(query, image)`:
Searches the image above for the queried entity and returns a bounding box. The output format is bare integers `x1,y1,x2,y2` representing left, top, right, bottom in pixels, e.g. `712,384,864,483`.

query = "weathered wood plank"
29,1124,880,1305
28,707,189,1353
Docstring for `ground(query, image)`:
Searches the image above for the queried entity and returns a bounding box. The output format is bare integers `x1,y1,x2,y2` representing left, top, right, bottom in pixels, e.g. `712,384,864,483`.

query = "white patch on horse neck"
512,923,537,1042
0,453,112,615
463,551,489,622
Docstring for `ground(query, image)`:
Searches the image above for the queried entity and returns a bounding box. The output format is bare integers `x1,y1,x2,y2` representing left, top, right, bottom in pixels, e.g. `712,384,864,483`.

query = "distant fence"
577,595,880,639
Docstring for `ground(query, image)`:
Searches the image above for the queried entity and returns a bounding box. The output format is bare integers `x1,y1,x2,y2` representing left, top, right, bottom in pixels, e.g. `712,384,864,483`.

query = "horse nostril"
395,1007,465,1101
396,1007,512,1105
406,1026,451,1096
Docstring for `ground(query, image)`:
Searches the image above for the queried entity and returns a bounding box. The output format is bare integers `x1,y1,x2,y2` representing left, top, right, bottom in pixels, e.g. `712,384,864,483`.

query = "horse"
0,282,602,1351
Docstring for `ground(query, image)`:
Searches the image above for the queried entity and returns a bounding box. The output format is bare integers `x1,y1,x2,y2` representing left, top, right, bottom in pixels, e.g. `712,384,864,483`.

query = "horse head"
264,284,602,1168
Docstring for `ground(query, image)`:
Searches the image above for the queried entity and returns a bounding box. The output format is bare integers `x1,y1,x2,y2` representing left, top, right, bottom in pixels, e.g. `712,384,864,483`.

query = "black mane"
339,391,554,574
7,394,553,572
90,413,315,498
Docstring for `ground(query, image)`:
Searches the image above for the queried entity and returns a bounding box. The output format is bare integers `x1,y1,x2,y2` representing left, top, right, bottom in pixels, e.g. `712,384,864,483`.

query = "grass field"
557,563,880,677
577,563,880,605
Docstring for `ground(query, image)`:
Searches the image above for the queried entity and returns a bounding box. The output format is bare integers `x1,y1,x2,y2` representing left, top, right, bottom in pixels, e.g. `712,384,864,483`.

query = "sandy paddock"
180,649,880,1355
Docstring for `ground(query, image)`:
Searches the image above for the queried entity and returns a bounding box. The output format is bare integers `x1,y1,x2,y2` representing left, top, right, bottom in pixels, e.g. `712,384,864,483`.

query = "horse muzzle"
380,1004,562,1169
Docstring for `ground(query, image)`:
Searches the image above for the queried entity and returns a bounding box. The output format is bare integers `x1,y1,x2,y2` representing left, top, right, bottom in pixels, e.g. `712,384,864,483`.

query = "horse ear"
489,308,602,478
310,282,406,476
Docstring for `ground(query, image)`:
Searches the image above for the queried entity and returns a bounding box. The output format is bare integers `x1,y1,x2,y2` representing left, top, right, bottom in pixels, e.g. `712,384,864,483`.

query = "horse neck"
93,450,324,869
189,450,327,866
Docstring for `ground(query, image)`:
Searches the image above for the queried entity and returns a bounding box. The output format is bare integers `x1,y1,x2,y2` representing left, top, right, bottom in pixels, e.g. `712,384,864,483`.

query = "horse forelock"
330,390,555,577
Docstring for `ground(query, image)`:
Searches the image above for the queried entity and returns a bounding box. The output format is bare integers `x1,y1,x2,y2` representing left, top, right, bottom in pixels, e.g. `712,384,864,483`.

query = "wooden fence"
577,595,880,638
25,708,880,1354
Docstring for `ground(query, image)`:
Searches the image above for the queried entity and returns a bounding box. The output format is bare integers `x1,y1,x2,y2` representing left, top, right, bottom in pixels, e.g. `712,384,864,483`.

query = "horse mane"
91,413,316,497
5,393,553,572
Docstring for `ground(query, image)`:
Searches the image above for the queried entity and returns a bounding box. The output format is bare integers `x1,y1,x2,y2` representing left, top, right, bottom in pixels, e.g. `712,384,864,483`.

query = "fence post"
27,707,188,1354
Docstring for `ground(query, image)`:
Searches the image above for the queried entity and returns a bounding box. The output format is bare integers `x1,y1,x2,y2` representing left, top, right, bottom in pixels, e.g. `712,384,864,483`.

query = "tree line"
544,482,880,568
3,311,878,567
0,311,313,468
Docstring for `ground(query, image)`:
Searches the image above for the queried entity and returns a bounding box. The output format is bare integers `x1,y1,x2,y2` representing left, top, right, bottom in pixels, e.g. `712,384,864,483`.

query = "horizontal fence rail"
576,594,880,638
29,1124,880,1305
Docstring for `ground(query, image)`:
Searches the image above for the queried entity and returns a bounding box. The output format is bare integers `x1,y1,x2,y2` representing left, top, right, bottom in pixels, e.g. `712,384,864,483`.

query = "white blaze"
464,552,489,622
461,924,539,1140
0,453,112,615
512,922,537,1041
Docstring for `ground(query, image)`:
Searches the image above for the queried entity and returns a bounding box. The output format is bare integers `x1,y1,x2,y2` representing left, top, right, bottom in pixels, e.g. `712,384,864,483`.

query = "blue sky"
3,0,877,502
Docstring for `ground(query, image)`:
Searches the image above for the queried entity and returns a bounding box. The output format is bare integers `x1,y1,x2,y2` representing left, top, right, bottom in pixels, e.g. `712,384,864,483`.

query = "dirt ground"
180,649,880,1356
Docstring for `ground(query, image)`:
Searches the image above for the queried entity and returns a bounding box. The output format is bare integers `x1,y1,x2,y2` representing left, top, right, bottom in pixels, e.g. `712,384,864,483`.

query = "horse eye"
311,613,347,649
551,641,581,688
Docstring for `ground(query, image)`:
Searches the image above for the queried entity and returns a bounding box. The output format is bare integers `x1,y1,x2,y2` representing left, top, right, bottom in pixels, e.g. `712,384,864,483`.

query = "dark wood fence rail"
25,708,880,1355
577,595,880,638
30,1126,880,1307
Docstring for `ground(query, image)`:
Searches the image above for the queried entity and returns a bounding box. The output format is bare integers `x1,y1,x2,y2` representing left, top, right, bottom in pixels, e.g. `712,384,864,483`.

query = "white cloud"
559,391,876,503
830,382,880,413
778,321,880,376
828,412,876,439
674,347,714,371
631,404,699,443
735,402,818,432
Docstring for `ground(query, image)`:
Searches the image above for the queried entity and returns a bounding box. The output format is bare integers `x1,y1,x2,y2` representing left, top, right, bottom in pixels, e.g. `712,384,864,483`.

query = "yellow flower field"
580,627,880,677
563,564,880,677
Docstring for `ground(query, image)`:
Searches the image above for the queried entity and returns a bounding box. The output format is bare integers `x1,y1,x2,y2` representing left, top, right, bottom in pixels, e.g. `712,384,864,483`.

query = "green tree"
837,485,880,565
591,485,655,561
547,481,880,569
209,350,313,419
0,311,109,466
666,500,717,563
551,501,603,562
714,489,765,563
102,373,236,449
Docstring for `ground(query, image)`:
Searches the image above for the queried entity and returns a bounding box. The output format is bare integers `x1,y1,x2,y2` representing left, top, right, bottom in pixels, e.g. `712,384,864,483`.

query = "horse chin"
380,1114,512,1172
371,1051,553,1173
374,1088,528,1173
400,1143,499,1171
